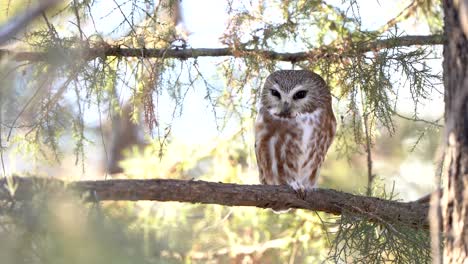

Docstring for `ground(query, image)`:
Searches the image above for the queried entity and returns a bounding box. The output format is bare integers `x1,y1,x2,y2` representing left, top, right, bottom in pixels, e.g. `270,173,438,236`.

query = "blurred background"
0,0,442,262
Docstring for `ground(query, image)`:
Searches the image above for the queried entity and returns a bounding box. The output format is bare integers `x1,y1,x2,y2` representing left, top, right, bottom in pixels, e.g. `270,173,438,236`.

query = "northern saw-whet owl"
255,70,336,198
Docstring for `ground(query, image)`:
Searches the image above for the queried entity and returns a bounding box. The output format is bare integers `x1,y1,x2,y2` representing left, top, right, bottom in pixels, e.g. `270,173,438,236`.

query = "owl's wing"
254,141,267,184
254,110,269,185
304,111,336,186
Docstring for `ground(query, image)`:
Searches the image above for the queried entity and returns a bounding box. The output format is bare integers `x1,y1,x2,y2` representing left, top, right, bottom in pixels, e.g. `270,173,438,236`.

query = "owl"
255,70,336,198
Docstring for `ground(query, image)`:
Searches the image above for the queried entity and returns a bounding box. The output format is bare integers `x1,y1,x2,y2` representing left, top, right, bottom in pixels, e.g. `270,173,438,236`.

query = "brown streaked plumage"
255,70,336,197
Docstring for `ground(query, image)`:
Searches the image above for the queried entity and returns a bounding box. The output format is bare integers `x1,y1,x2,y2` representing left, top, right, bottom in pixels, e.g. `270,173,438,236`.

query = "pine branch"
0,177,429,229
0,35,444,62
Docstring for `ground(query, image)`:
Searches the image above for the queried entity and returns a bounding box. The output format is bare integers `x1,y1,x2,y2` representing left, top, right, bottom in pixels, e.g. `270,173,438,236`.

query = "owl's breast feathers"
255,107,336,191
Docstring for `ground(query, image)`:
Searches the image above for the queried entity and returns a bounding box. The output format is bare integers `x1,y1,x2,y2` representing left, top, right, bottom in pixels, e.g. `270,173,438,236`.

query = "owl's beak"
279,102,291,117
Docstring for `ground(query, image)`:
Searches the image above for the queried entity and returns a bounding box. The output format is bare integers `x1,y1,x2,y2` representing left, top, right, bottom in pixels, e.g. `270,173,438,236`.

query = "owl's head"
260,70,332,118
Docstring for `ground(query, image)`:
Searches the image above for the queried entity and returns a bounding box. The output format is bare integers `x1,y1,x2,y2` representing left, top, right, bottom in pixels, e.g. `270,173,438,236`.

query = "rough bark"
0,177,429,229
0,35,443,62
441,0,468,263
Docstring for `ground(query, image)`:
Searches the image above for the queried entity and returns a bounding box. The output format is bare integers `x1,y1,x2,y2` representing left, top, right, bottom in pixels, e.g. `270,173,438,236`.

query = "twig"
377,0,419,34
392,111,443,127
363,112,374,196
0,0,61,45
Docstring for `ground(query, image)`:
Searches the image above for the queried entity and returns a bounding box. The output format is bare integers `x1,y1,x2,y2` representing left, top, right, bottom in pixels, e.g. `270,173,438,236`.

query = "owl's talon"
294,188,307,200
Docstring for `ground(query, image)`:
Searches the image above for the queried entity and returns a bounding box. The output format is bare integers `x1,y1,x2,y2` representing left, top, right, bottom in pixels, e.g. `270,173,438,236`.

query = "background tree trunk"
442,0,468,262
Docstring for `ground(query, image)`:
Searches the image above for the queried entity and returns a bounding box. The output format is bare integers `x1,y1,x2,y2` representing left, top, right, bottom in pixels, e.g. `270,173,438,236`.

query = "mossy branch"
0,35,444,62
0,177,429,229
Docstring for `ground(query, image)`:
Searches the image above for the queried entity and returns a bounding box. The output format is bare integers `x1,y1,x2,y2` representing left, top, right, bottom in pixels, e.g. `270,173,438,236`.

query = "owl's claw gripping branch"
0,177,430,229
293,187,307,200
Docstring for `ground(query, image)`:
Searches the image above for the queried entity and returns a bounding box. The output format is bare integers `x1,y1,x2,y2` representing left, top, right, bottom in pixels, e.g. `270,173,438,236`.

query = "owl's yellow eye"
293,90,307,100
270,89,281,99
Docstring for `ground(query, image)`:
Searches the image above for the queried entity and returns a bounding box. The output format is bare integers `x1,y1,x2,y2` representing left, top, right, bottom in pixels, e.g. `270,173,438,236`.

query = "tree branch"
0,34,444,62
0,177,429,229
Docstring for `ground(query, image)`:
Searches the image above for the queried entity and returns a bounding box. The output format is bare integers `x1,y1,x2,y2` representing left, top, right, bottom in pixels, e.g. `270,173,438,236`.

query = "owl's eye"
293,90,307,100
270,89,281,99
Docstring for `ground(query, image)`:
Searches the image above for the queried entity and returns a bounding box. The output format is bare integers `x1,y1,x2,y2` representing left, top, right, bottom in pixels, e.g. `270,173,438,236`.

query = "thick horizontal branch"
0,34,444,62
0,177,429,229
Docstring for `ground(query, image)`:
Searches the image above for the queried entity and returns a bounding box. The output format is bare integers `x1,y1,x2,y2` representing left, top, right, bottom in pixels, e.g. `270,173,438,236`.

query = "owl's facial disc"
268,85,309,118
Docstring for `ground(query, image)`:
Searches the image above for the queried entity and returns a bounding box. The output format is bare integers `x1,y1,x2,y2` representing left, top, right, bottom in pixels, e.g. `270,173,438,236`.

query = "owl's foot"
294,188,307,200
288,182,308,200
